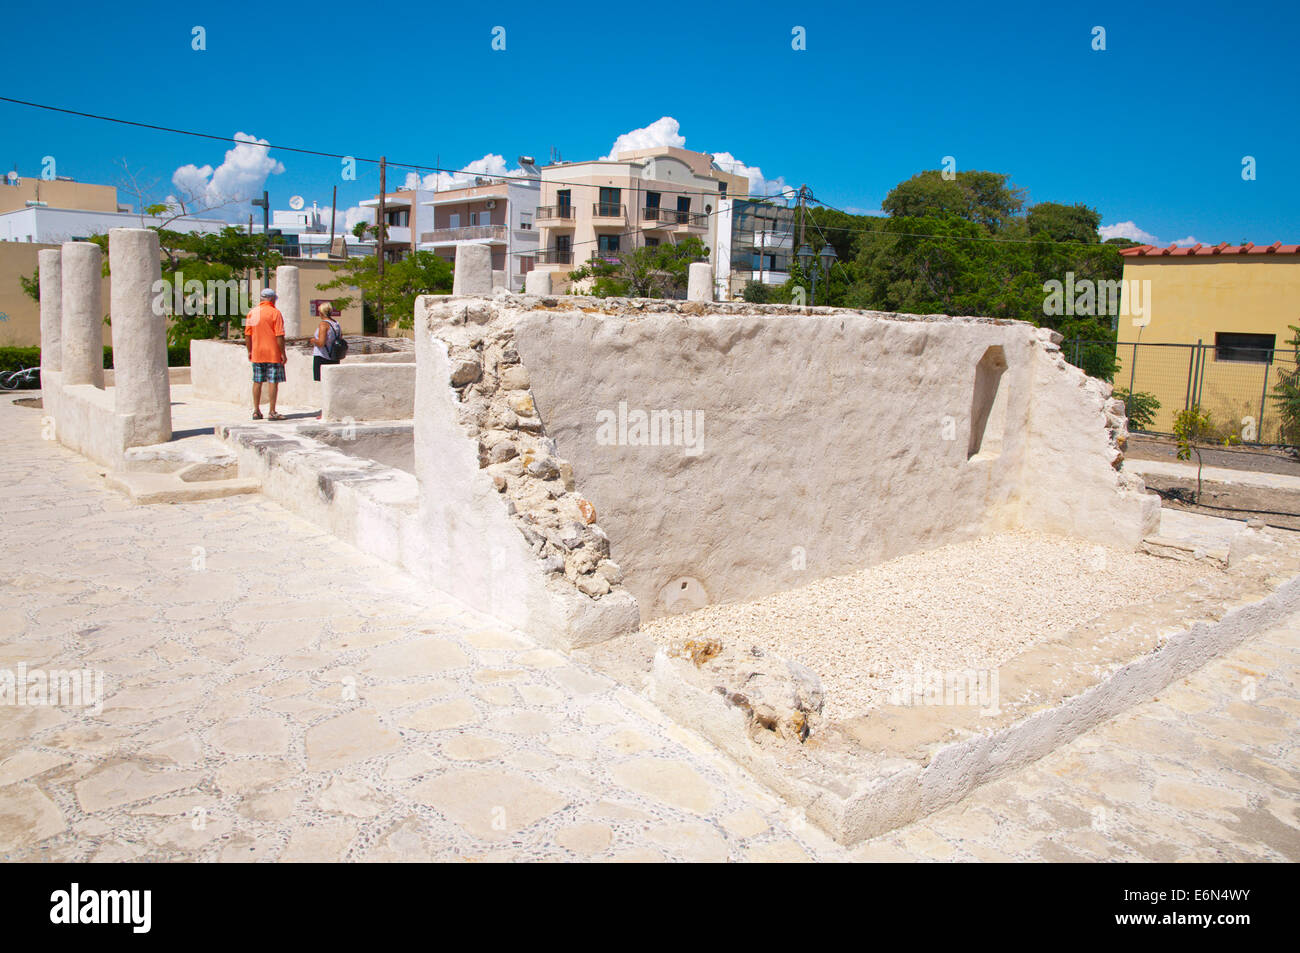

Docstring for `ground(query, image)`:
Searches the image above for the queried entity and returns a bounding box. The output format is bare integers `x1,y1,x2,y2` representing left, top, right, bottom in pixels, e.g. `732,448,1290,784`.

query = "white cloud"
1172,235,1200,247
343,205,374,231
1099,221,1160,245
403,154,521,192
602,116,783,198
602,117,686,159
711,151,787,199
169,132,284,220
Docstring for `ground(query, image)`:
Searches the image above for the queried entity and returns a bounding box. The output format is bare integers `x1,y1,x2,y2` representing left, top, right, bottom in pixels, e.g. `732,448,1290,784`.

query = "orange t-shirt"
245,303,285,363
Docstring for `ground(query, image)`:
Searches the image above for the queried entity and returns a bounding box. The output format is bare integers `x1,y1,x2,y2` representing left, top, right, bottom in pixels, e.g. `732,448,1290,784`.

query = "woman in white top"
309,303,343,381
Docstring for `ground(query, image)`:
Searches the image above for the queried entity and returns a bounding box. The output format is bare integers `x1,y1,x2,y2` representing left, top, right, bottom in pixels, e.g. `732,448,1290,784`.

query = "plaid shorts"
252,362,286,383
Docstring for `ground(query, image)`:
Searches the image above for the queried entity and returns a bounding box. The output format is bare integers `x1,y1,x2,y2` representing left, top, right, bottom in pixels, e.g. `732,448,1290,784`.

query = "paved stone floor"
1,397,1296,862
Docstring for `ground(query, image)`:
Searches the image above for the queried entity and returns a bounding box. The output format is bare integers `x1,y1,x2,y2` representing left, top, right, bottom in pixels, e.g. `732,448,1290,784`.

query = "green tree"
320,249,452,331
882,170,1026,232
567,236,709,298
1174,406,1214,502
1026,202,1102,244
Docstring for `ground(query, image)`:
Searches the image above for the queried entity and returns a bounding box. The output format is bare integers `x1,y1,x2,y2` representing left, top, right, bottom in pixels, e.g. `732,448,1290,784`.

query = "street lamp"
796,242,838,305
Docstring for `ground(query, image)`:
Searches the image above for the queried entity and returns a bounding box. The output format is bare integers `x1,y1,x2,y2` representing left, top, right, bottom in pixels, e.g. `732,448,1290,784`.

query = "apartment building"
0,173,227,243
715,198,797,300
534,147,748,291
416,160,541,292
358,187,435,262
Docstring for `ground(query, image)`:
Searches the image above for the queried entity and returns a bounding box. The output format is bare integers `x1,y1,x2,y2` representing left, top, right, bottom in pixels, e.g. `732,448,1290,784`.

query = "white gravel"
642,531,1217,720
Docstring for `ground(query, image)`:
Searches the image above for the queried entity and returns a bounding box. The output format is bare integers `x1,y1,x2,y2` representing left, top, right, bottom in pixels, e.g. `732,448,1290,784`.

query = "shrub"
1112,387,1160,432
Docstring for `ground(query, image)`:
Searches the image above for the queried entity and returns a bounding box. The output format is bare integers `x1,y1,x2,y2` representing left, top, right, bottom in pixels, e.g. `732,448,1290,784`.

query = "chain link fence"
1065,340,1299,446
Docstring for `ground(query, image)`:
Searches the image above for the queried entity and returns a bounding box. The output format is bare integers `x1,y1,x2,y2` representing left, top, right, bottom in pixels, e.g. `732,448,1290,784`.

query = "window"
645,237,660,248
1215,332,1275,364
519,211,533,230
519,256,533,274
557,189,571,210
385,208,408,227
751,252,776,271
598,234,620,253
448,213,460,229
469,211,480,226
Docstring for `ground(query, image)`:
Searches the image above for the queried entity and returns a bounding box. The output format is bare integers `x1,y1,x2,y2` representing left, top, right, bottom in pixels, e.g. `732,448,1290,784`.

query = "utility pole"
328,185,337,257
252,190,270,289
377,156,386,336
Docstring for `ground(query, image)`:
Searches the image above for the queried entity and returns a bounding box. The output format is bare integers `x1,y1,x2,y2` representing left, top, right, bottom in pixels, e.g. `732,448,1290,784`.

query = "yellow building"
1115,242,1300,443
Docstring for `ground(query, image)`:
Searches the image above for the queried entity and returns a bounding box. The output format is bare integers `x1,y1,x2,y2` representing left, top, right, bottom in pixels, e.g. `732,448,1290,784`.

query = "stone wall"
190,338,415,408
321,363,416,422
414,294,1157,632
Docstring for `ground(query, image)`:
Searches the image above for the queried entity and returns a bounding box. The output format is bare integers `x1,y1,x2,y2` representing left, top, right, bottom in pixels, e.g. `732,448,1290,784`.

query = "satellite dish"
289,195,305,211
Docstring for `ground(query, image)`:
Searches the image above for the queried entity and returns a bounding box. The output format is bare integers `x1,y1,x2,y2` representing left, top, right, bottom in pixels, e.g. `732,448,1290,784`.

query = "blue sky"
3,0,1296,245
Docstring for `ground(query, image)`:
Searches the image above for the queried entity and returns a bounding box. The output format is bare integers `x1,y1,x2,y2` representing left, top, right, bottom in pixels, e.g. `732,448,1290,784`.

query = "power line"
0,95,783,202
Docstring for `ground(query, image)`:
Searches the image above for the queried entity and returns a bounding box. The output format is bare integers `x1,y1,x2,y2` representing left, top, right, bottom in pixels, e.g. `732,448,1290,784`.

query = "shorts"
252,362,286,383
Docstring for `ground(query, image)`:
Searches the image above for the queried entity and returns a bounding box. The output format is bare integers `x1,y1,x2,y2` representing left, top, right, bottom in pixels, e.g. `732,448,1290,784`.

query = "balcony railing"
592,203,626,218
536,205,575,221
642,207,707,228
536,248,573,265
419,224,507,244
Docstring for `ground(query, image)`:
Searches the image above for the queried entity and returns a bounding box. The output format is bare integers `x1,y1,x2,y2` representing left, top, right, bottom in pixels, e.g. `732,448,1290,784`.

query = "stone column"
37,249,62,376
110,228,172,444
275,264,301,338
687,262,713,302
524,270,552,296
452,244,492,295
60,241,104,387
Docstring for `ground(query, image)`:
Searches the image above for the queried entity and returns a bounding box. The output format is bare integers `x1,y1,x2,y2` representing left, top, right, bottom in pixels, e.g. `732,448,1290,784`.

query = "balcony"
536,248,573,265
420,224,507,245
642,207,707,229
536,205,576,222
592,202,626,220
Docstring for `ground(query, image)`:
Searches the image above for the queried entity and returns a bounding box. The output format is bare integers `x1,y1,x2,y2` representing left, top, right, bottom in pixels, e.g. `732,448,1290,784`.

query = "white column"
60,241,104,387
109,228,171,444
275,265,301,337
452,244,492,295
38,248,62,375
524,270,552,295
687,262,713,302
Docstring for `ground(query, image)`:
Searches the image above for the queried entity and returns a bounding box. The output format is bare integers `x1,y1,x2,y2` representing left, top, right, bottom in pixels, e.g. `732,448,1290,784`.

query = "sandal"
268,412,285,421
252,411,264,420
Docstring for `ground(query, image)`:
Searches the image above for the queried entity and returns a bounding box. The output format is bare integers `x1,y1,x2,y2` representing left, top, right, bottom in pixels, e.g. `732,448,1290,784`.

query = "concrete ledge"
321,362,416,422
191,338,415,409
105,470,261,504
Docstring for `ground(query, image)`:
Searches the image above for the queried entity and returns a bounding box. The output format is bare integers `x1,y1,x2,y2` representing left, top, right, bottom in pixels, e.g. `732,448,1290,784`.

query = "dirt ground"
1140,472,1300,532
1127,434,1300,477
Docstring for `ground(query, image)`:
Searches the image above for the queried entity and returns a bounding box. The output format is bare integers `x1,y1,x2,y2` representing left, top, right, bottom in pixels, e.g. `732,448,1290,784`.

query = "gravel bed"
642,531,1218,720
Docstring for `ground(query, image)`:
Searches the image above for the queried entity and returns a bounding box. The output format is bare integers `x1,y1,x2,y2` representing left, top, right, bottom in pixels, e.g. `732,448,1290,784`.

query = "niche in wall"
968,345,1009,461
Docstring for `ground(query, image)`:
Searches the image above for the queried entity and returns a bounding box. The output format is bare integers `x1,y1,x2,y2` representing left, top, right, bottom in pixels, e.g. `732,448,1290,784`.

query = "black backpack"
325,319,349,361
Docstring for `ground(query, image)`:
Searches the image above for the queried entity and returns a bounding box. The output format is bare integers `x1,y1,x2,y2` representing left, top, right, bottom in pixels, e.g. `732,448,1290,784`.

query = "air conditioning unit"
485,200,496,209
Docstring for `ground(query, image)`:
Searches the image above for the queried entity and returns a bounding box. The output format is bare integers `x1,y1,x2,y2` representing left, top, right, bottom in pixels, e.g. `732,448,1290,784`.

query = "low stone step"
105,470,261,505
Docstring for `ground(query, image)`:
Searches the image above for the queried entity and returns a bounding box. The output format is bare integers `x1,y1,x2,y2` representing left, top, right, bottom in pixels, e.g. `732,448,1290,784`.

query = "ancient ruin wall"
417,295,1157,627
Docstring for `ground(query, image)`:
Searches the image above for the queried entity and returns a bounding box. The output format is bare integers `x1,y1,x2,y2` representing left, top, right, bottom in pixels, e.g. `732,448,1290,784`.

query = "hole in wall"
967,345,1009,461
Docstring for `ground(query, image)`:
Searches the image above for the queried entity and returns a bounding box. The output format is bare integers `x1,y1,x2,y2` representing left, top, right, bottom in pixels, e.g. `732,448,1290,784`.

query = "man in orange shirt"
245,288,287,420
